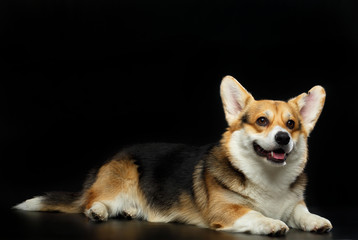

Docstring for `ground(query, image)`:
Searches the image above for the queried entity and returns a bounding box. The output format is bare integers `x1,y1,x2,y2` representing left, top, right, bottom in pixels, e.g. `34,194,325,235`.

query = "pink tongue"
273,152,285,160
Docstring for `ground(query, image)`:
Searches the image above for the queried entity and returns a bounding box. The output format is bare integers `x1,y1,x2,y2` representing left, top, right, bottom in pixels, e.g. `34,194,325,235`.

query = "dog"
14,76,332,235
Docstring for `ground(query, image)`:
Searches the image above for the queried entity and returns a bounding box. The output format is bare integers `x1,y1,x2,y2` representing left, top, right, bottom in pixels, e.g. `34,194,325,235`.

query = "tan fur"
189,145,253,230
172,193,205,226
204,172,250,229
85,159,137,209
234,100,303,137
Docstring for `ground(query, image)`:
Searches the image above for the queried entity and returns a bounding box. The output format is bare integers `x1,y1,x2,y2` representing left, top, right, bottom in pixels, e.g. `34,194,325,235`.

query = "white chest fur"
244,185,300,221
228,130,307,221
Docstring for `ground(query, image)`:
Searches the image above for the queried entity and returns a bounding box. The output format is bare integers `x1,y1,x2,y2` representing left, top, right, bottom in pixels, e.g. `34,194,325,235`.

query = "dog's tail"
13,191,84,213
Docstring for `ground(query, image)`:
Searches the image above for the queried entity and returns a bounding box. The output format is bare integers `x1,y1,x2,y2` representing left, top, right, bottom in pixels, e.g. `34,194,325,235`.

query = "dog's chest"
247,187,298,221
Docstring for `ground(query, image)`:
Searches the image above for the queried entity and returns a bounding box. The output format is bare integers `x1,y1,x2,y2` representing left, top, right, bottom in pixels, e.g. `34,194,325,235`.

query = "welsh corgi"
14,76,332,236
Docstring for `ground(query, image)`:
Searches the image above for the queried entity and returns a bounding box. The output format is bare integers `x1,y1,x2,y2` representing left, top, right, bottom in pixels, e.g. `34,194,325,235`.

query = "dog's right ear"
288,85,326,135
220,76,254,126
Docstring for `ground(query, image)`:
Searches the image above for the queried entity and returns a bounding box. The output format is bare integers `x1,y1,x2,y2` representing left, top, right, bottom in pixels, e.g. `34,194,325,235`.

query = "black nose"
275,131,290,145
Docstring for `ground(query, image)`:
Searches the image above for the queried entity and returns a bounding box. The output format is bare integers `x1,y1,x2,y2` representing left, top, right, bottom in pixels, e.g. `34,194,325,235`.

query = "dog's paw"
232,211,289,236
299,213,332,233
122,207,139,219
85,202,109,222
257,218,289,236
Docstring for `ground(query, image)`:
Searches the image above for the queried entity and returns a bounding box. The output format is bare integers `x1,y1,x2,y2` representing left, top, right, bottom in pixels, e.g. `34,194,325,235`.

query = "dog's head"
220,76,325,167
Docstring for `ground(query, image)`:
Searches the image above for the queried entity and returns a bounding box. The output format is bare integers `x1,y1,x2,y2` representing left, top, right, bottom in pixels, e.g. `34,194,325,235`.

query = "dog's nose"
275,131,290,145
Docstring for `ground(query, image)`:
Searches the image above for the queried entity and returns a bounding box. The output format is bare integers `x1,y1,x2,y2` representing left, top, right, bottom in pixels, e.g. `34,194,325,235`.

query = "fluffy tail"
14,192,83,213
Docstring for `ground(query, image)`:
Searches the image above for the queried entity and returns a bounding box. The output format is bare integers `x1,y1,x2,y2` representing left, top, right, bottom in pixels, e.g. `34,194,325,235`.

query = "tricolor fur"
14,76,332,235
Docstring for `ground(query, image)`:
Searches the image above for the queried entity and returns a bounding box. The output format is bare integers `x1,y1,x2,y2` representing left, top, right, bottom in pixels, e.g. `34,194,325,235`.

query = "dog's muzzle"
253,142,288,164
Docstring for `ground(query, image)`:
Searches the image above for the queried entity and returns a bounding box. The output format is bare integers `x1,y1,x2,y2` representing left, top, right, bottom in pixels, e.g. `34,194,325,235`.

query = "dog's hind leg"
83,157,144,221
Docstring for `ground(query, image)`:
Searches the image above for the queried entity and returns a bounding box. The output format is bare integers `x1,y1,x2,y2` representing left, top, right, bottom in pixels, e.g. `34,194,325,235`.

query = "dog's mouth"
253,142,287,164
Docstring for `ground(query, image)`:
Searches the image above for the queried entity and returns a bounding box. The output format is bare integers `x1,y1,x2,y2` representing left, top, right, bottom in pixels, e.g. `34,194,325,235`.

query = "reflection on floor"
4,206,357,240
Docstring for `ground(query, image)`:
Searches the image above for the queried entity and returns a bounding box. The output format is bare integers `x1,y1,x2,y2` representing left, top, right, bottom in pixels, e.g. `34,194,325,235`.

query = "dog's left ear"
289,86,326,135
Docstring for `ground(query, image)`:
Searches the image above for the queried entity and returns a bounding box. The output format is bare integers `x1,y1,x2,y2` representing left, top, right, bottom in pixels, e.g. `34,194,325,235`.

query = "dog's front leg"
208,205,289,236
288,202,332,233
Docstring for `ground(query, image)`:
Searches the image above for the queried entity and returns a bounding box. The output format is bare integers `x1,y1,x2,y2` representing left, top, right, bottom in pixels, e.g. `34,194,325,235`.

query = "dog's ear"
289,86,326,135
220,76,254,126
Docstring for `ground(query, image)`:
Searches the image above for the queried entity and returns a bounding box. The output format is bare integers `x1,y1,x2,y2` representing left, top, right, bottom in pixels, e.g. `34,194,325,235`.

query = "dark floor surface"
3,206,357,240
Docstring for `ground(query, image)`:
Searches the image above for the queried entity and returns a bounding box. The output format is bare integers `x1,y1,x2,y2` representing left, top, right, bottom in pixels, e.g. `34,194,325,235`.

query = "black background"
1,0,357,210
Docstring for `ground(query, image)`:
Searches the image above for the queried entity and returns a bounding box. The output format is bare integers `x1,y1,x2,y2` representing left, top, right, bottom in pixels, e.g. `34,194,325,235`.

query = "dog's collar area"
253,142,287,164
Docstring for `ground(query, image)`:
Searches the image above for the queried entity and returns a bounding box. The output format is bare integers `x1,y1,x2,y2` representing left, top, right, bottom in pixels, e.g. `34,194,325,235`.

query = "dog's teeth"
271,152,274,157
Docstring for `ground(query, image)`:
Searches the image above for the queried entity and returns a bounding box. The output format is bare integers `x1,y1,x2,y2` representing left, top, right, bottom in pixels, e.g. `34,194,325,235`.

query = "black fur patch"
82,168,99,192
122,143,216,211
241,113,249,124
212,175,233,192
199,160,210,203
297,120,302,131
224,157,247,186
43,191,81,208
212,175,251,200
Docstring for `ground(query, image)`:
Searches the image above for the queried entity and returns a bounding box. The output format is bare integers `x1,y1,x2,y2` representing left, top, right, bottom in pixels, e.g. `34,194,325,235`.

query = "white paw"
254,217,289,236
299,213,332,233
232,211,289,236
122,207,139,219
85,202,109,222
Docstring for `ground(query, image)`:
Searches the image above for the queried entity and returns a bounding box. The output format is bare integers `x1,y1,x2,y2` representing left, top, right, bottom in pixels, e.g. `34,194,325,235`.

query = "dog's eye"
286,120,295,129
256,117,269,127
